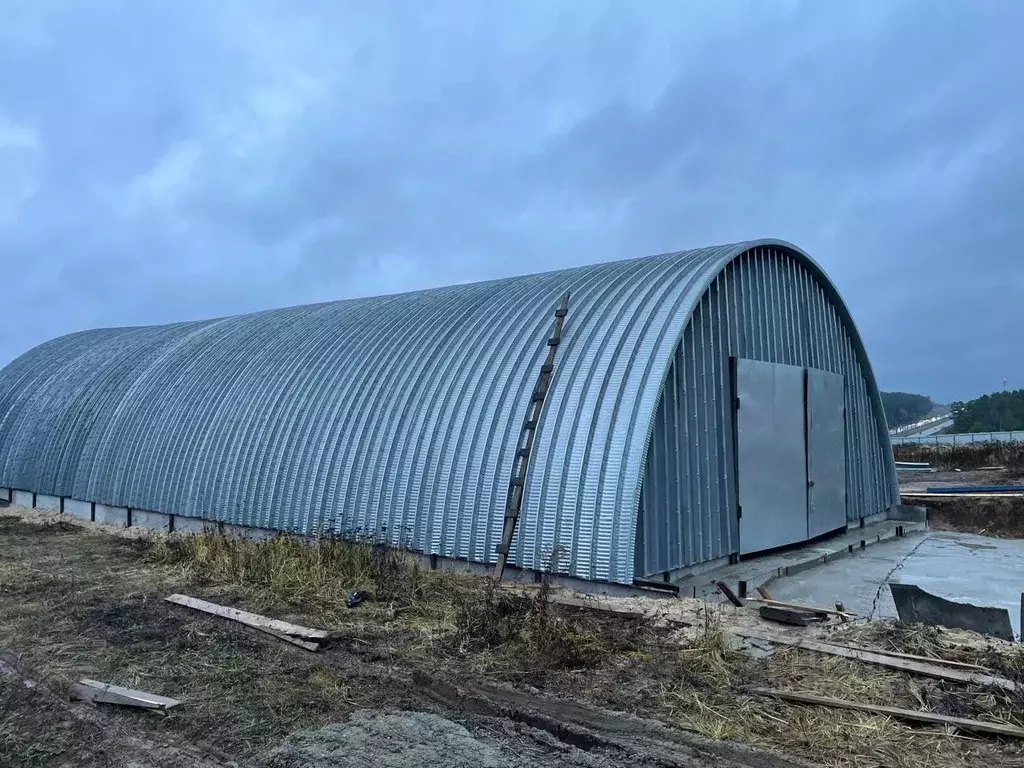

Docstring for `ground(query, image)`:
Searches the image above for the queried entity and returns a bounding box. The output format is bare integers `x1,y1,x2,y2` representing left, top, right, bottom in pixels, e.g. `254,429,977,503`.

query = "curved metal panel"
0,239,897,584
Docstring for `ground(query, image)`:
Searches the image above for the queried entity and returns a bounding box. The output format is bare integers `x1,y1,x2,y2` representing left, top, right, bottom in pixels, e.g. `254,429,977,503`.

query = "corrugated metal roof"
0,239,896,583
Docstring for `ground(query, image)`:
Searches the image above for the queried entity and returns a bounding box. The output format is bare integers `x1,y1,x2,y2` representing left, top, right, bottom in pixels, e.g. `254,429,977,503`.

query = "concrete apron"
674,516,929,601
767,530,1024,639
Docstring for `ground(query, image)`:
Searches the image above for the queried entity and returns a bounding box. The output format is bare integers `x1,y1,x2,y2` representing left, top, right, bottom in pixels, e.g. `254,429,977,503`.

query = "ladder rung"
495,289,570,581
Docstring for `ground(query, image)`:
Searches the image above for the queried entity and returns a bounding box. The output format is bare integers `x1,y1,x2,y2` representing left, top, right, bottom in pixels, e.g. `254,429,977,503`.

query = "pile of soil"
256,711,514,768
894,441,1024,471
924,495,1024,538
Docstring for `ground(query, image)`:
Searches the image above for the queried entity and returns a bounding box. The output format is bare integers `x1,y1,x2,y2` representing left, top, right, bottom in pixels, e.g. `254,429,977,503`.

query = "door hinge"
737,504,743,520
734,396,741,411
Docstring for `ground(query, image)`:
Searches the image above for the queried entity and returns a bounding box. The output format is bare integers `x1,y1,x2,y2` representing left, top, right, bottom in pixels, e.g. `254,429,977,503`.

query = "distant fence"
891,430,1024,446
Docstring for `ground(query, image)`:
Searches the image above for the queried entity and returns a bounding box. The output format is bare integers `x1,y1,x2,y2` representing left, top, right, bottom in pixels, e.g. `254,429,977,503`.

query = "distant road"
910,417,954,437
889,411,952,437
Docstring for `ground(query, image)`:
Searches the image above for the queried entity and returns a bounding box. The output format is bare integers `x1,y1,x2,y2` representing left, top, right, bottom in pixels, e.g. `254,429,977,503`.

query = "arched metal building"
0,239,898,585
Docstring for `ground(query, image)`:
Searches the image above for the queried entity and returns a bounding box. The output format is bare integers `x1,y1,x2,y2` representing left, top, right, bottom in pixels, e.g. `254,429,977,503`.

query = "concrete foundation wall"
0,489,675,599
131,510,171,533
64,499,93,521
888,504,928,523
94,504,128,527
0,487,10,502
222,523,277,541
172,515,218,534
35,494,61,510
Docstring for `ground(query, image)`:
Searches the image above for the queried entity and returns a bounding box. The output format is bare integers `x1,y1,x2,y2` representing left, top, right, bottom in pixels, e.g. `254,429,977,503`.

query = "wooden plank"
72,679,180,710
256,626,321,652
759,605,821,626
733,630,1017,692
824,642,991,672
748,597,855,618
165,594,329,640
715,581,745,607
751,689,1024,739
755,586,774,600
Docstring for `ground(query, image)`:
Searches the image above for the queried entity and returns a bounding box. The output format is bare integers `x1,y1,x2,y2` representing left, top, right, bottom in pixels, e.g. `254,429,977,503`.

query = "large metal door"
806,369,847,537
735,358,808,554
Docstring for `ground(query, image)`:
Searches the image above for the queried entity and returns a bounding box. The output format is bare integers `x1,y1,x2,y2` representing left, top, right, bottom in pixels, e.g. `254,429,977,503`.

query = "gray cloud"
1,0,1021,402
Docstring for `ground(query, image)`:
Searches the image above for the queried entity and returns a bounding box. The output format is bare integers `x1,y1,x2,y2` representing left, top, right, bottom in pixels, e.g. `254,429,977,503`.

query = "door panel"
807,369,847,537
735,358,808,554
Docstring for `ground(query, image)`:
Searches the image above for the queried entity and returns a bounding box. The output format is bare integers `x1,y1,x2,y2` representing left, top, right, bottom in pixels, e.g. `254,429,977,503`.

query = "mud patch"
925,496,1024,538
79,599,190,648
256,711,513,768
0,515,81,536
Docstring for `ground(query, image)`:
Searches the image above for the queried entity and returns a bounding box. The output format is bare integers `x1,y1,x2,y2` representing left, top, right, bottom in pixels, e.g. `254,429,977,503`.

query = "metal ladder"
494,291,570,579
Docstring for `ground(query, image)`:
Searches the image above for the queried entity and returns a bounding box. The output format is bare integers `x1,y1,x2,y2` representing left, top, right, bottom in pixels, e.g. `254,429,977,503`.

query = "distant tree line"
951,389,1024,433
880,391,934,428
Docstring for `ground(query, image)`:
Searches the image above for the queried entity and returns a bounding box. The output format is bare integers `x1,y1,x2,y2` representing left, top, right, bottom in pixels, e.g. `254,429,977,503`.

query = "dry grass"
839,621,1024,683
446,577,646,676
0,519,387,760
147,531,463,618
3,514,1024,767
659,614,1024,768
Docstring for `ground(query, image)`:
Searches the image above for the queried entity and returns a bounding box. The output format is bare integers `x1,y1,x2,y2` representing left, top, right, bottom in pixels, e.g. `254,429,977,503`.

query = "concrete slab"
94,504,128,527
64,499,93,521
35,494,61,510
674,519,926,600
12,490,33,507
171,515,218,534
889,582,1014,641
131,510,171,533
767,531,1024,639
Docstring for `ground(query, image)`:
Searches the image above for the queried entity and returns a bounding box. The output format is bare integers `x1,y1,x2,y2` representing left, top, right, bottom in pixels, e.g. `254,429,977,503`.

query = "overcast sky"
1,1,1020,403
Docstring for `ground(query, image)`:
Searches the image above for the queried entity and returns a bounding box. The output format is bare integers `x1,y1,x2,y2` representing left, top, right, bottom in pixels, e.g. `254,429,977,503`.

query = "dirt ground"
2,506,1024,768
899,468,1024,493
899,469,1024,537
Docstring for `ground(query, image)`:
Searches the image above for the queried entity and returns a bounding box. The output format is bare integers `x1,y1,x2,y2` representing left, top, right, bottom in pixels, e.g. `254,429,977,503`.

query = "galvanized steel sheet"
0,239,898,583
